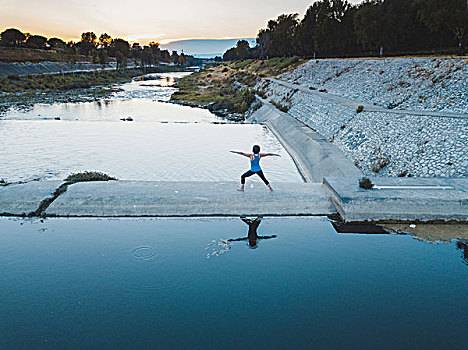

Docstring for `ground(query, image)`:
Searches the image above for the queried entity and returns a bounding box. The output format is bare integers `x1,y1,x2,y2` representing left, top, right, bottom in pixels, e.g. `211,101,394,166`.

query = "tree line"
224,0,468,60
0,28,200,69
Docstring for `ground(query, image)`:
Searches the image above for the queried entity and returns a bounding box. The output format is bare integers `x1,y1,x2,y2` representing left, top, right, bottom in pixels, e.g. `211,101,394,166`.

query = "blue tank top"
250,154,261,172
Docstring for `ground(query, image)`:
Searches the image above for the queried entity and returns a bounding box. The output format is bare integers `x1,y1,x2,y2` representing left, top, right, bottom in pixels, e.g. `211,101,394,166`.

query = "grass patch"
170,57,304,117
65,171,117,184
28,171,117,217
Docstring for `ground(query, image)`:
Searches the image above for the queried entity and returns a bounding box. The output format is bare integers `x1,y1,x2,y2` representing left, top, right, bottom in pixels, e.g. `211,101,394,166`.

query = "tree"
256,28,270,59
78,32,97,56
0,28,26,47
223,47,238,60
90,48,99,64
81,32,97,44
178,52,186,65
354,0,385,53
171,50,179,64
131,43,142,59
48,37,66,49
98,33,112,48
417,0,468,55
66,45,79,69
265,14,299,57
98,49,109,69
140,46,154,68
115,51,127,70
149,41,161,65
236,40,251,59
295,4,319,57
25,35,47,49
111,38,130,58
161,50,171,64
313,0,352,56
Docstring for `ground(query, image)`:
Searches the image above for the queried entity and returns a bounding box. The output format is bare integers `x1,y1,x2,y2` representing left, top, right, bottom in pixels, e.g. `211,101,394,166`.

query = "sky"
1,0,363,45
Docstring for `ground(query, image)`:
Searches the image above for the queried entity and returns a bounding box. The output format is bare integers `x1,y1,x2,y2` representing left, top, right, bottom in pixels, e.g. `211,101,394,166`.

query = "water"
0,72,302,183
0,217,466,349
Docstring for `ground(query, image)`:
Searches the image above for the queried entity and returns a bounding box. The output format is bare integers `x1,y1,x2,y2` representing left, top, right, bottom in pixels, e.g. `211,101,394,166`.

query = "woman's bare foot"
237,185,245,191
267,184,273,191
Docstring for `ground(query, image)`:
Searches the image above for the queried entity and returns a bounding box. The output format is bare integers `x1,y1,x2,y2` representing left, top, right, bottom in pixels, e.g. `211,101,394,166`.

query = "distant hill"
160,38,256,58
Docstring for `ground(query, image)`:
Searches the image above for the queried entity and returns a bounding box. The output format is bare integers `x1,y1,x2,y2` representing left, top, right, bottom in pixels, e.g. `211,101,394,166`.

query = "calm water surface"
0,217,466,349
0,72,302,183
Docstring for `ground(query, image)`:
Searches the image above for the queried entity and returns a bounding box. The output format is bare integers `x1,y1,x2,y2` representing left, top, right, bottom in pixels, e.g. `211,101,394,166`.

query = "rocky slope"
257,57,468,178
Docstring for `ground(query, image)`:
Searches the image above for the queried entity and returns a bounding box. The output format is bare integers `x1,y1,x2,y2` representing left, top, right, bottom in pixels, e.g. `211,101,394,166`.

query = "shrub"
65,171,116,184
222,68,228,73
359,177,373,190
271,100,289,113
356,105,364,113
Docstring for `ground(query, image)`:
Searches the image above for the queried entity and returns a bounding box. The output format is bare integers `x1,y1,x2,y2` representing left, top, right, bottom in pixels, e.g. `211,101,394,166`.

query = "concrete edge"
322,178,346,220
255,104,313,183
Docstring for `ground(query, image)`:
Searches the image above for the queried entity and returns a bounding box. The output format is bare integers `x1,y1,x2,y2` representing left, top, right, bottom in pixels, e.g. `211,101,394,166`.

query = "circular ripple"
132,246,156,260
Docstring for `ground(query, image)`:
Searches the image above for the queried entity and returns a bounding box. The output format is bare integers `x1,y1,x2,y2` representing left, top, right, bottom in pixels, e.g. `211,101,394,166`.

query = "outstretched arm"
260,153,281,157
227,237,248,242
258,235,277,239
230,151,250,158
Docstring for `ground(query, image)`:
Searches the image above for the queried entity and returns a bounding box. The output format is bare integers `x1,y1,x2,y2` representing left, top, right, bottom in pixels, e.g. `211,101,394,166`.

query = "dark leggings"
241,170,270,185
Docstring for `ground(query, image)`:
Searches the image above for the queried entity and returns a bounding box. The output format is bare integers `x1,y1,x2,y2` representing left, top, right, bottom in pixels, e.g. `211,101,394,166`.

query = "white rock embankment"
256,58,468,178
281,57,468,114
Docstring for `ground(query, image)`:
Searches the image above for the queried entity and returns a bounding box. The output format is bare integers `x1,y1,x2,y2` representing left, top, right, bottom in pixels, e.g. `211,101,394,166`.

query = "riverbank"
170,57,303,119
0,66,185,109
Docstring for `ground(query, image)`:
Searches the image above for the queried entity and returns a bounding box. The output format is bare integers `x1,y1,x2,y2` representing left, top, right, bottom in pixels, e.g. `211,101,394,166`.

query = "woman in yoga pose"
230,145,280,191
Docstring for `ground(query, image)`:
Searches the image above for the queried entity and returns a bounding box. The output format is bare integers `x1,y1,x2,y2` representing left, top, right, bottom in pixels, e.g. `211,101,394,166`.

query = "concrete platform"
45,181,335,217
323,177,468,222
0,181,62,215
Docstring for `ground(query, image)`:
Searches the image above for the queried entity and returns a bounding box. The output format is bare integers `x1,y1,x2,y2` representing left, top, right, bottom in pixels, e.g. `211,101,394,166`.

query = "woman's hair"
252,145,261,154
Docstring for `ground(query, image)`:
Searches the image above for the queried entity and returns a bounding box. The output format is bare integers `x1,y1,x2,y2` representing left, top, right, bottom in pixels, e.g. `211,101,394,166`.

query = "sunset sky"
1,0,363,44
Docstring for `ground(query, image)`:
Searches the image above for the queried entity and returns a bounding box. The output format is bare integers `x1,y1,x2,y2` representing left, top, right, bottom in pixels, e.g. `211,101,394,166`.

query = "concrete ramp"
45,181,335,217
249,103,362,182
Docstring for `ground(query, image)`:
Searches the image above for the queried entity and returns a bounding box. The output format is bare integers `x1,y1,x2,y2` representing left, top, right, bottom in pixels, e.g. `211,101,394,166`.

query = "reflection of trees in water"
228,217,277,248
456,241,468,266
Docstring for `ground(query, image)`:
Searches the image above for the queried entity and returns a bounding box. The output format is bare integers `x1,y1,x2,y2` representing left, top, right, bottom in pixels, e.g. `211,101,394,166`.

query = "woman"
230,144,280,191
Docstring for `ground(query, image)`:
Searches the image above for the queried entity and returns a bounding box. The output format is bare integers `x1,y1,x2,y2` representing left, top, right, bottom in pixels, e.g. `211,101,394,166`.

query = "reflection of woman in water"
228,217,277,248
230,145,280,192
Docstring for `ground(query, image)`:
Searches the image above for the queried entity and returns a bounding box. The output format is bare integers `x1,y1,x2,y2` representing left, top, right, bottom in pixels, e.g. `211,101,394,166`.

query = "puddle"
0,217,466,349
